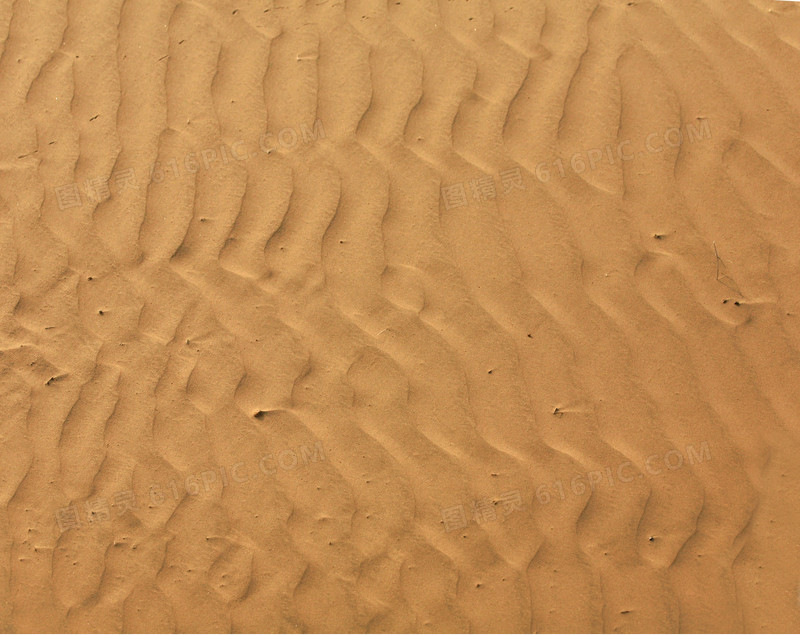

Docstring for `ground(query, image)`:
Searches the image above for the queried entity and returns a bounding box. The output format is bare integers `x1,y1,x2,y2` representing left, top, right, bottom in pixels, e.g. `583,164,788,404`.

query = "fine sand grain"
1,0,799,632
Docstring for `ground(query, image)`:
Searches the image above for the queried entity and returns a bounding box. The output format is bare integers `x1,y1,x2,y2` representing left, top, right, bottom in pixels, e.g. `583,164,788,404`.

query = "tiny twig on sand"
714,241,743,296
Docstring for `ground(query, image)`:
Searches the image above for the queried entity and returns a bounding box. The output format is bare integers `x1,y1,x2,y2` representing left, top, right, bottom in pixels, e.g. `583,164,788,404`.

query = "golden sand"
1,0,799,632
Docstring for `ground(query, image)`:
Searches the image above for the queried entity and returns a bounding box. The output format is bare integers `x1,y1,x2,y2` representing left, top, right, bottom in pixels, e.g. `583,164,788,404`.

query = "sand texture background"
1,0,800,632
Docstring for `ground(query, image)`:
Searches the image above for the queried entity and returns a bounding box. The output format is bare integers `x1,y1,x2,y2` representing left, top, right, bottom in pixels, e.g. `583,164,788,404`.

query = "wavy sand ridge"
0,0,799,632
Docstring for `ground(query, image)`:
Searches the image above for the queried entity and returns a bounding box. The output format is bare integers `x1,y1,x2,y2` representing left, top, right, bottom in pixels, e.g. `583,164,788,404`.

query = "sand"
1,0,799,632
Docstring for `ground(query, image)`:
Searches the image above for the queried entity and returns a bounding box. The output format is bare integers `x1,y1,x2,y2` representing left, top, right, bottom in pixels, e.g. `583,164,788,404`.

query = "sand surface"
1,0,800,632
